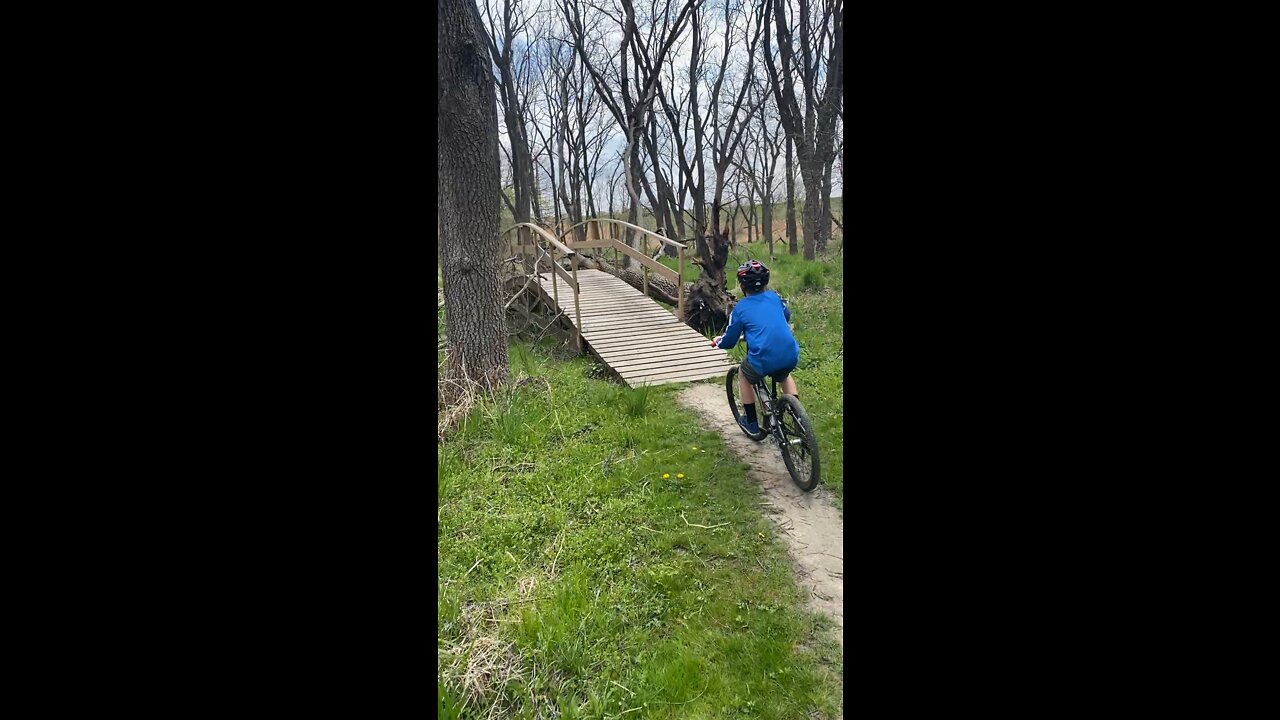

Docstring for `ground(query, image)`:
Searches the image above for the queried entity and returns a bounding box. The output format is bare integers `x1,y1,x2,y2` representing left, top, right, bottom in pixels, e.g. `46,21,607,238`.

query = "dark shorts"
741,358,793,385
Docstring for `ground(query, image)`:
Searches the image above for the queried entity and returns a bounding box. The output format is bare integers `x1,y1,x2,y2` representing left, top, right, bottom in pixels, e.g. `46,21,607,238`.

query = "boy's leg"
739,363,759,428
779,374,798,398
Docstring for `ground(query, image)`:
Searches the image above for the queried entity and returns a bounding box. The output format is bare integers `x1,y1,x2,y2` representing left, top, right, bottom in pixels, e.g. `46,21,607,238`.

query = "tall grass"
618,383,652,418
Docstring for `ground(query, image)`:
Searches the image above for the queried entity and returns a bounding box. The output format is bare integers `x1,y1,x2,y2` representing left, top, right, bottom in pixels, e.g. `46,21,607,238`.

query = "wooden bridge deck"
536,269,734,387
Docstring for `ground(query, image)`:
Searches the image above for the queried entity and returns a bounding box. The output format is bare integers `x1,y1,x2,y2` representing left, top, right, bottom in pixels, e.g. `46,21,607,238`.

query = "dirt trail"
678,383,844,646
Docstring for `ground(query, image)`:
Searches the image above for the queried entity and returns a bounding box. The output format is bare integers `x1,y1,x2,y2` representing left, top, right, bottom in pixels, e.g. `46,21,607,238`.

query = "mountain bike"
724,362,821,492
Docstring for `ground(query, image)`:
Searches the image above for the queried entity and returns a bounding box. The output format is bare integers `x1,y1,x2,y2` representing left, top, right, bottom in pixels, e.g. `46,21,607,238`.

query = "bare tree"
762,0,843,259
481,0,543,227
784,130,798,254
440,0,509,394
731,78,784,259
642,0,765,330
563,0,696,268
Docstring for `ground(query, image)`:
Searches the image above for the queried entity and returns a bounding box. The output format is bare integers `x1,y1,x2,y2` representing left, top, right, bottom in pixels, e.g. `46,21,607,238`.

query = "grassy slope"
439,345,842,719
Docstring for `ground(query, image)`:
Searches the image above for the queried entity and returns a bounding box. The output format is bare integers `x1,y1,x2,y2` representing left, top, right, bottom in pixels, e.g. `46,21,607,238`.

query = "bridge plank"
531,268,728,388
587,343,714,362
583,327,704,344
606,351,732,368
618,363,733,381
621,367,730,386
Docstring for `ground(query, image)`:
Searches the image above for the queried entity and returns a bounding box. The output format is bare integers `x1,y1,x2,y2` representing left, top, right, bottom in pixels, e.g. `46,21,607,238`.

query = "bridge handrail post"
677,245,685,320
550,240,559,311
518,226,528,273
571,252,582,352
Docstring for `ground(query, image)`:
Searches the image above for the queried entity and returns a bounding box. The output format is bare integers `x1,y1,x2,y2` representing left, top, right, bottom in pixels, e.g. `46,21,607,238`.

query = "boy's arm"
714,308,746,349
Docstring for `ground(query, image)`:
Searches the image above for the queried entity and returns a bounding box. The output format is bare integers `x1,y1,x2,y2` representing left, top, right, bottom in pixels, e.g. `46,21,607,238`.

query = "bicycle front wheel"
725,367,768,442
777,395,820,491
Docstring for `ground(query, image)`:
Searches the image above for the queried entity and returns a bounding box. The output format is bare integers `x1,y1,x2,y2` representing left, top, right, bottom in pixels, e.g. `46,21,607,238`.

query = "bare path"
678,383,844,646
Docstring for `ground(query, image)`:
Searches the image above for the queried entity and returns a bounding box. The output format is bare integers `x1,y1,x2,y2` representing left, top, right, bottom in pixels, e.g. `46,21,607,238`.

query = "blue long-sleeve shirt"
717,290,800,376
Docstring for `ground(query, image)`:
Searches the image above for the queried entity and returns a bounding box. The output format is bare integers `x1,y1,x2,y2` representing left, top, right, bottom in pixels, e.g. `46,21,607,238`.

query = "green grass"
438,345,842,719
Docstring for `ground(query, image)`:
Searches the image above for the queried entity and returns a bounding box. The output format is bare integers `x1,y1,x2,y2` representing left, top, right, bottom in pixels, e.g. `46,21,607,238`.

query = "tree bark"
762,194,774,259
800,163,820,260
820,152,835,253
785,136,798,255
439,0,508,394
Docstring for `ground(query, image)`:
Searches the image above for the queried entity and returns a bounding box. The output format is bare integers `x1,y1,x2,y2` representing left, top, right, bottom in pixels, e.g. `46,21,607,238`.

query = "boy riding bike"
711,260,801,434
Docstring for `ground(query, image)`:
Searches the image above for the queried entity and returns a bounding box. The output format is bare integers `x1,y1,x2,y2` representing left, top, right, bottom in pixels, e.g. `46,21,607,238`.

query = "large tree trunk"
548,149,562,234
499,83,534,225
439,0,508,394
800,164,820,261
697,186,734,332
785,137,798,256
685,232,733,333
645,116,677,238
623,130,643,269
500,86,534,224
762,194,774,259
819,153,835,253
531,171,543,222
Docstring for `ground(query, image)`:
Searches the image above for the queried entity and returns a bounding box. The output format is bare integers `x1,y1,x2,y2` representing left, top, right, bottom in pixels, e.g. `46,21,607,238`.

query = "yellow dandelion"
677,473,685,479
692,446,698,450
662,473,670,479
701,450,707,453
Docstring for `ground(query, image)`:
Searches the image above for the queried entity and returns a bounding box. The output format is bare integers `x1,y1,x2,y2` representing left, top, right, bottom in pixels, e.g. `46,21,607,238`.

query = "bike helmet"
736,260,770,291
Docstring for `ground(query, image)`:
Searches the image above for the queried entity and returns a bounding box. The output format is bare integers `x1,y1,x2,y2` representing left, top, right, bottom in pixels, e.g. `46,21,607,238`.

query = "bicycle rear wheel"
777,395,820,491
725,367,768,441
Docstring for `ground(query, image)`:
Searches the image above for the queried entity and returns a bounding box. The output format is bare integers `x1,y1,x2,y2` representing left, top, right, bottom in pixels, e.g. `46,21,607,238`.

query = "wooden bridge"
502,218,734,388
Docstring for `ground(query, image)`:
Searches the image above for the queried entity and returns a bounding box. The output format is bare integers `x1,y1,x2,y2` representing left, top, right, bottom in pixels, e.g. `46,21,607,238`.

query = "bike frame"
752,376,776,427
744,373,788,441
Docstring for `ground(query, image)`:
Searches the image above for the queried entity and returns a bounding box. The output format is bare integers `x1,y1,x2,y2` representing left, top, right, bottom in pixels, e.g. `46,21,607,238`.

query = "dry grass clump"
438,601,526,717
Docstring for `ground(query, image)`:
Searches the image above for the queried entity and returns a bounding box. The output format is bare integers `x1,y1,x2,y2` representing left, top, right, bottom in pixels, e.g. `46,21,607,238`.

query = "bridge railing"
500,222,583,352
561,218,687,320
